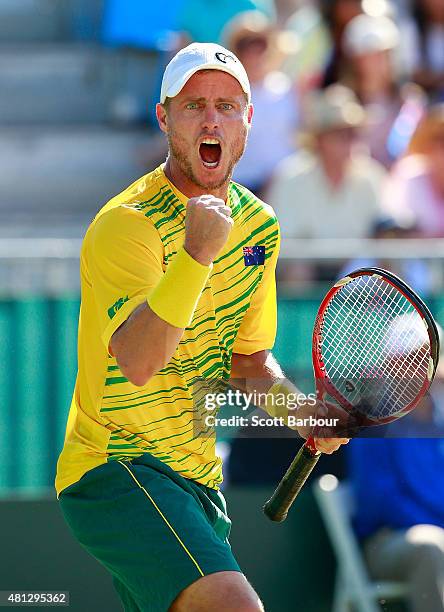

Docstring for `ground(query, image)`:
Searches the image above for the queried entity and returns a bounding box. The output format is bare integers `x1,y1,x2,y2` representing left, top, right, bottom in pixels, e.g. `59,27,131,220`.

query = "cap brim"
162,63,250,103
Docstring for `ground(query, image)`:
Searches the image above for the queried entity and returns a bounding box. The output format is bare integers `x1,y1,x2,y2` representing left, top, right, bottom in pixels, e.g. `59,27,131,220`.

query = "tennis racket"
264,268,440,522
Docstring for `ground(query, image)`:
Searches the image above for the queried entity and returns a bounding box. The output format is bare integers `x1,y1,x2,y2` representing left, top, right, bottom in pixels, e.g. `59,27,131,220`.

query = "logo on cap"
215,52,236,64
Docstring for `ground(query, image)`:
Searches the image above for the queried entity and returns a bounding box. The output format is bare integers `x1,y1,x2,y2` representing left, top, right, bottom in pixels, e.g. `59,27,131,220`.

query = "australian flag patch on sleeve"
243,245,265,266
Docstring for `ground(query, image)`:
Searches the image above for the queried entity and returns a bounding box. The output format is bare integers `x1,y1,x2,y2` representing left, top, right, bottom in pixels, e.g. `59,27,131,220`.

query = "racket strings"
323,280,412,377
323,335,426,419
323,285,429,417
323,278,413,364
326,278,405,350
325,286,418,380
322,279,406,367
324,291,429,417
319,275,431,419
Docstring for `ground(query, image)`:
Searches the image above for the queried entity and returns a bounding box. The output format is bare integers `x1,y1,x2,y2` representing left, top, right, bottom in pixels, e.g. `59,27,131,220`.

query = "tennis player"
56,42,348,612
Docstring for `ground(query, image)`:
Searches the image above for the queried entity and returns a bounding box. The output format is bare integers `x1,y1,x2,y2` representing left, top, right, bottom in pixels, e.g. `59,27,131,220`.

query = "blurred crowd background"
1,2,444,611
1,0,444,292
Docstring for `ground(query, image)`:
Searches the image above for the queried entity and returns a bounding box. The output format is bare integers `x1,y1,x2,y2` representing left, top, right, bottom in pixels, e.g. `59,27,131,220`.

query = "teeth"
202,161,218,168
202,138,220,145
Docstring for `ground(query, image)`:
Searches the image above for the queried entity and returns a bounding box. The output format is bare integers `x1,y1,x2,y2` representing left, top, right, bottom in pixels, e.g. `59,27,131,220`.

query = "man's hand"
184,195,233,266
294,399,351,454
314,437,349,454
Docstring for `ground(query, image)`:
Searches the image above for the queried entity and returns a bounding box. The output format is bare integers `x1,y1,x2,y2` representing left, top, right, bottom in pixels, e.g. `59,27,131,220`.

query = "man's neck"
163,158,230,202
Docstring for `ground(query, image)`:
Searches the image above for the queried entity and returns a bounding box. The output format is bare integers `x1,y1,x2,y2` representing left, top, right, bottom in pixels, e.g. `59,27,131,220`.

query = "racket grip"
263,442,321,522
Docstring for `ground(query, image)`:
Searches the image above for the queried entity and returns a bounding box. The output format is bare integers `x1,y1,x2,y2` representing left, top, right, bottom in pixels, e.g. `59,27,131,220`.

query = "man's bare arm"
111,303,184,386
231,350,284,392
110,194,233,387
231,351,349,453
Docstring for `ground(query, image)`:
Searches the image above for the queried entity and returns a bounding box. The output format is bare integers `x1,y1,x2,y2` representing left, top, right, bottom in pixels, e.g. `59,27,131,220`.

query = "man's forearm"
111,245,212,387
231,351,299,394
111,302,184,386
230,351,305,416
230,351,350,453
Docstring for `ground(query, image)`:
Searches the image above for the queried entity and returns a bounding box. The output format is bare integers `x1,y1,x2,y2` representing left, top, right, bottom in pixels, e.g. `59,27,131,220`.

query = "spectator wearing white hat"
342,13,426,168
282,0,403,91
267,84,386,283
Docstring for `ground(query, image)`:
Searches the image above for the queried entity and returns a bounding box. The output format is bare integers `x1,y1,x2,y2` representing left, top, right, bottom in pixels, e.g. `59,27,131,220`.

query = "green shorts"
59,454,241,612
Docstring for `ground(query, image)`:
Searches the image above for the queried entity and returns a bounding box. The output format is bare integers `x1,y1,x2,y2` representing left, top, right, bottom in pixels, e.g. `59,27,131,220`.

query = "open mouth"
199,138,222,169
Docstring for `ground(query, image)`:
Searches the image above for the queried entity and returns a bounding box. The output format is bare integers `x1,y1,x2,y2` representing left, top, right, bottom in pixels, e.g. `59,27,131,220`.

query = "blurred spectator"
273,0,303,25
383,104,444,237
267,85,386,283
176,0,276,44
283,0,363,89
410,0,444,101
348,348,444,612
223,11,299,197
283,0,403,91
319,0,365,87
342,13,425,168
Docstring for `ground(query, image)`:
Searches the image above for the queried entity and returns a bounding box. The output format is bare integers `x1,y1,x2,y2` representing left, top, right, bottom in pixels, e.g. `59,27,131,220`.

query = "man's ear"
247,103,254,126
156,103,168,134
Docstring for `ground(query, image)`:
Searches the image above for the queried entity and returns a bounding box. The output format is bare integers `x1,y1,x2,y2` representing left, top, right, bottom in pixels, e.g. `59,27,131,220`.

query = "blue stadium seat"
0,0,62,43
102,0,183,51
101,0,186,122
0,0,106,44
62,0,105,42
0,127,164,224
0,45,161,125
0,46,110,124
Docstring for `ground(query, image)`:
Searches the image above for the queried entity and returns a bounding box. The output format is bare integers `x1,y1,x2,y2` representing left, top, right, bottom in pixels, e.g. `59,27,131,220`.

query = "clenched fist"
184,195,233,266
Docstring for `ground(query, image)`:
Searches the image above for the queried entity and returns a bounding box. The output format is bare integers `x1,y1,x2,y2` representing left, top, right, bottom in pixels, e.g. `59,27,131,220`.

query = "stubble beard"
167,126,248,191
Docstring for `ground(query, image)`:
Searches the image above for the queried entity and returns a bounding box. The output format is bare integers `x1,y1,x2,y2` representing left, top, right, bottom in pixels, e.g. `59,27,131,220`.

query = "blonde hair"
407,104,444,156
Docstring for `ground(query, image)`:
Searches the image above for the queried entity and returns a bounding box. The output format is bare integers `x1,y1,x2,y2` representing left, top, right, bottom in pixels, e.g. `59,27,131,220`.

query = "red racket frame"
263,267,439,522
309,268,439,447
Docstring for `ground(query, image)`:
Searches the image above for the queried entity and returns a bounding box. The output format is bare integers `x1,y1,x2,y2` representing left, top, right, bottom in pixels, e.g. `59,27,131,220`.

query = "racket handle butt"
262,502,288,523
262,443,321,523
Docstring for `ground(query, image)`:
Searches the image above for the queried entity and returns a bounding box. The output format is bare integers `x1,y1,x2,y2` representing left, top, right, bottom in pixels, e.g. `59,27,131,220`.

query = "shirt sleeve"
85,205,164,352
232,223,280,355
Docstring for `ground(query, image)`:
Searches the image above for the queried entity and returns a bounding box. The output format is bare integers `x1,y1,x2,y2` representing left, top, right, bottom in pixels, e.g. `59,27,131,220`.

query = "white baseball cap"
343,14,399,57
160,42,251,104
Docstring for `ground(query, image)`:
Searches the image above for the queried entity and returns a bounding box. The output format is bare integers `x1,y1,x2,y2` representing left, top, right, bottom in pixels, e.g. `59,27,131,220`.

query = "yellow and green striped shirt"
55,165,279,496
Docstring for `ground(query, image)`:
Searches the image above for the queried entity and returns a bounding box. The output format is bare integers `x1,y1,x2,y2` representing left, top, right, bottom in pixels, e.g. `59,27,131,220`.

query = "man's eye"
219,103,233,110
186,103,199,110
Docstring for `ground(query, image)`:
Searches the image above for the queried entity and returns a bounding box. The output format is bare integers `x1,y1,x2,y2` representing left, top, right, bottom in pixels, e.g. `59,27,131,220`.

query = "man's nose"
201,106,219,132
